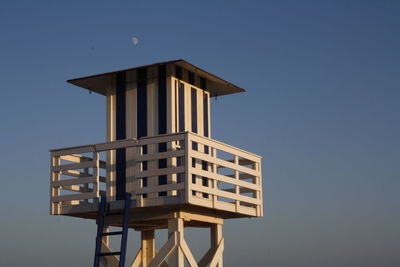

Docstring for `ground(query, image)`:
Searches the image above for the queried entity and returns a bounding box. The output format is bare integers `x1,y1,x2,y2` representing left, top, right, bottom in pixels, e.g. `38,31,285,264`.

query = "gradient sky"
1,1,399,266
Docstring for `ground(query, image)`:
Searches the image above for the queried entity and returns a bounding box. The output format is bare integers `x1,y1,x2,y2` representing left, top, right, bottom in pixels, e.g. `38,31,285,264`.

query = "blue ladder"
94,193,131,267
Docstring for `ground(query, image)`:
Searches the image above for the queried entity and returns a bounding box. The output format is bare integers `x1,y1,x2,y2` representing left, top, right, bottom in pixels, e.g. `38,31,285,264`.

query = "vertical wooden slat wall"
105,63,212,201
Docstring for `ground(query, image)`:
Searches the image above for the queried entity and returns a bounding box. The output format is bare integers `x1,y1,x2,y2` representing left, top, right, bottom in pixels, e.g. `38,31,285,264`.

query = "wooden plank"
51,192,95,202
237,205,257,217
60,169,85,177
50,154,60,215
52,145,95,157
60,185,93,193
148,233,177,267
141,230,155,267
188,196,214,209
141,196,183,207
184,134,191,203
190,150,259,177
220,187,256,194
53,176,96,187
225,158,255,166
226,172,255,180
60,154,91,163
210,238,224,267
95,138,139,151
106,92,116,201
190,184,261,205
135,166,184,179
136,150,184,163
188,133,261,161
93,151,100,199
214,201,236,213
198,247,214,267
135,183,185,194
130,249,142,267
52,161,95,172
179,234,198,267
190,168,260,191
139,133,185,146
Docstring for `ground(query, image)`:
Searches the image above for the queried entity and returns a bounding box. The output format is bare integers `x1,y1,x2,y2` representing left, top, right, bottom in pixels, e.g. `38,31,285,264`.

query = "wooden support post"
211,224,223,267
141,230,156,267
168,218,184,267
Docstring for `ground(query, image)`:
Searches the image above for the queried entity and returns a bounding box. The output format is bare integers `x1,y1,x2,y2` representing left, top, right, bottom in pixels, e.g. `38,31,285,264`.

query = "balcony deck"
50,132,263,226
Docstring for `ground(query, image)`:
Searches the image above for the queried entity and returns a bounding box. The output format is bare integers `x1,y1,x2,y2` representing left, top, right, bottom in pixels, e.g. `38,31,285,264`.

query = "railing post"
184,133,191,204
136,144,143,207
256,159,263,217
211,147,218,209
50,153,60,215
234,155,240,212
93,151,100,200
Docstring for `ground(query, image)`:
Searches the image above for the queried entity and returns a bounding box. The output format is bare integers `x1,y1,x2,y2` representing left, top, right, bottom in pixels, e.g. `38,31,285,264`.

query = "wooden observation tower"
49,60,263,267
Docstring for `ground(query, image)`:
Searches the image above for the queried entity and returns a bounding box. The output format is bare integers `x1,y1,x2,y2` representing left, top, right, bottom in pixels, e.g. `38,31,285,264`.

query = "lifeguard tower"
49,60,263,267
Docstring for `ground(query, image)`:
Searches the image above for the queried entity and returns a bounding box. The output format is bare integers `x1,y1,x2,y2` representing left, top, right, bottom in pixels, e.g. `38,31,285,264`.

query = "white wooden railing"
50,132,263,217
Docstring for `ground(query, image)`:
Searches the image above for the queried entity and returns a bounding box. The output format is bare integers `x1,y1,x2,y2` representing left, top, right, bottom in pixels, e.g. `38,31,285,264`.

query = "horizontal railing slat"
190,151,259,177
138,134,185,146
51,192,96,202
50,132,262,217
135,183,185,194
225,173,255,180
52,161,95,172
52,145,95,157
60,154,92,163
53,176,96,187
190,184,261,205
188,133,262,161
60,185,93,193
134,166,185,179
190,168,259,191
136,150,184,162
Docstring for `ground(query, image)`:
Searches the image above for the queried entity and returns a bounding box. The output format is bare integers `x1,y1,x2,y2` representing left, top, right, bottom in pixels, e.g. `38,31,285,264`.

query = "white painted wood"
148,233,177,267
178,233,198,267
147,70,158,199
52,192,96,202
190,150,259,177
142,230,155,267
190,184,261,205
136,150,184,162
50,131,262,218
50,154,60,215
135,183,185,195
190,168,259,191
189,133,261,162
209,239,224,267
106,91,116,201
53,176,96,187
168,218,184,267
135,166,185,179
130,249,142,267
93,151,100,198
52,161,96,172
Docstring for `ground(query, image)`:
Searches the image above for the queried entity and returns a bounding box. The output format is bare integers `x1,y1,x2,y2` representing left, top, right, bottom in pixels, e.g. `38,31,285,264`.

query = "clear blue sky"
1,1,399,266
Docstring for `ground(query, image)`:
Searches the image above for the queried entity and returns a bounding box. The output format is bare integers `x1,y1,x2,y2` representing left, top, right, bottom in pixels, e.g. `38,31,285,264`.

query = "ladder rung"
98,251,121,256
100,231,123,236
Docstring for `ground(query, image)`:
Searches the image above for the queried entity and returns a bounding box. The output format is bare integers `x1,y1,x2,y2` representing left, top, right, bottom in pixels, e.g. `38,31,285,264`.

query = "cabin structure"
49,59,263,267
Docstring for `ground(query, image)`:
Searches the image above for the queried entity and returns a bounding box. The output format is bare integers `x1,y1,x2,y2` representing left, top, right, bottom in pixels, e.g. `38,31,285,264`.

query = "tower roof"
67,59,246,97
